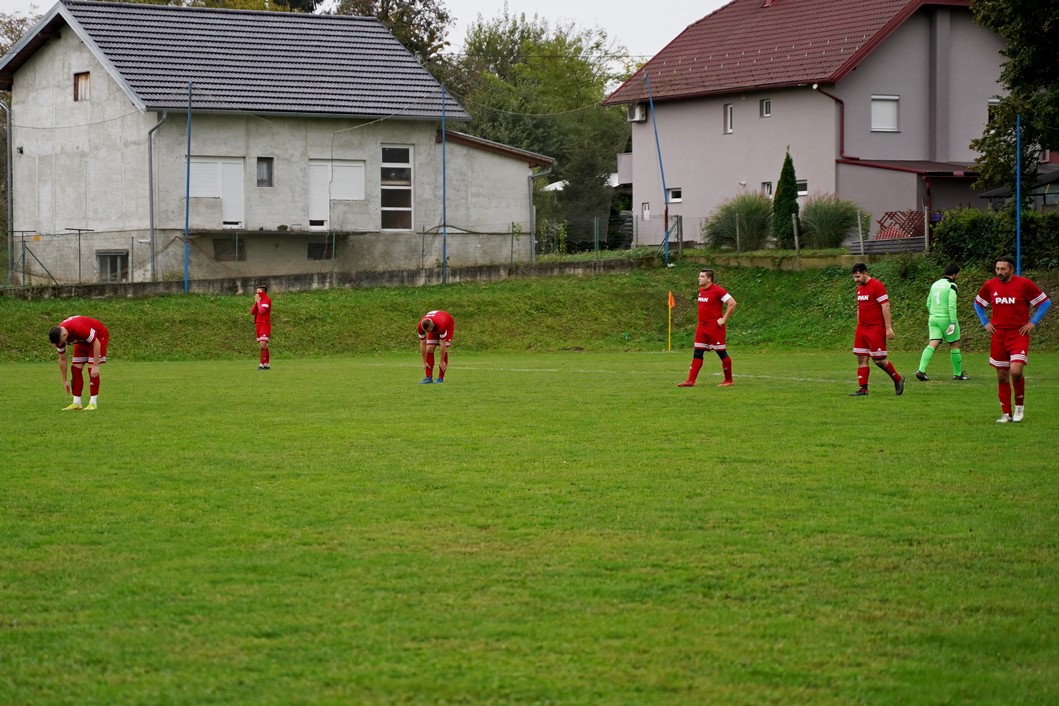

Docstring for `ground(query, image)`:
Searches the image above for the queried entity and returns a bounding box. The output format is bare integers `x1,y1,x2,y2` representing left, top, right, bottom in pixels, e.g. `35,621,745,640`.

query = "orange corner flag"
667,291,675,309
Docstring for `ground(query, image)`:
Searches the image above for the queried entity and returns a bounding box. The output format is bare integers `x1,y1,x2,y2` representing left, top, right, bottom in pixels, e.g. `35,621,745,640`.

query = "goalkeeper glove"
945,324,955,336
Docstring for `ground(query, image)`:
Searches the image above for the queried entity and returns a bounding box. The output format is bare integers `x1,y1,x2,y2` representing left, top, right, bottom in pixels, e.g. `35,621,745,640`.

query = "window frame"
256,157,274,188
870,94,900,133
74,72,90,102
723,103,734,134
666,187,683,204
759,98,772,118
761,182,773,197
381,145,413,231
96,249,128,283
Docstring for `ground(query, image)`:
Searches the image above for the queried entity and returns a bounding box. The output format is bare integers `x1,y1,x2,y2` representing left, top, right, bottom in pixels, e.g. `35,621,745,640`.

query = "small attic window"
73,72,90,101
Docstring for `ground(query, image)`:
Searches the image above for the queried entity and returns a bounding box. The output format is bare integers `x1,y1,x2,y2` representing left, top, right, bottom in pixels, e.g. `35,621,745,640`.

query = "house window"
987,98,1002,127
307,241,335,260
759,99,772,118
667,188,682,203
796,180,808,197
256,157,274,187
74,72,90,101
213,237,246,261
97,250,128,282
381,146,413,230
190,158,246,228
761,182,773,197
871,95,899,132
309,159,366,230
723,103,734,134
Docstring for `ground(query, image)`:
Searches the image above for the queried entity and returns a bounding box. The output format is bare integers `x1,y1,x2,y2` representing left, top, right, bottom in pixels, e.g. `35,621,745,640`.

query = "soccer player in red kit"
677,268,737,387
849,262,905,397
974,256,1051,423
48,315,109,411
251,285,272,370
417,310,454,384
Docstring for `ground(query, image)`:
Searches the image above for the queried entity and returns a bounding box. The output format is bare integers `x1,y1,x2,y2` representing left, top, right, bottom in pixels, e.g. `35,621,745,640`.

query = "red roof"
605,0,970,105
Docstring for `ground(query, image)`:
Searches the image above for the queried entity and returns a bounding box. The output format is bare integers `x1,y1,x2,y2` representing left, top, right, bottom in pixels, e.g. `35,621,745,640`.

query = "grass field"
3,350,1058,705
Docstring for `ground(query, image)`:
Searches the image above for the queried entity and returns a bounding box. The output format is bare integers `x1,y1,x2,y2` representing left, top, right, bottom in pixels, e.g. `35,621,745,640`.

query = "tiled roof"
606,0,968,105
0,0,469,120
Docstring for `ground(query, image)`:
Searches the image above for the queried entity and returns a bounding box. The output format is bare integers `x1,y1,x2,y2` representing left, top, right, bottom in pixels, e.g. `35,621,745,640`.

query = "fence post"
857,210,864,255
736,214,741,253
923,206,929,253
792,213,800,254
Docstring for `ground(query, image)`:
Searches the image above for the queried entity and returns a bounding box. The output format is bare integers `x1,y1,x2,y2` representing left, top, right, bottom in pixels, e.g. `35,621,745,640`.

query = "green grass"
3,351,1058,705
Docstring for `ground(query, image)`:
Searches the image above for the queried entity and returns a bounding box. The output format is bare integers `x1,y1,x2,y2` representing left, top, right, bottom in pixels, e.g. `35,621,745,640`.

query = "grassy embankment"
2,257,1056,362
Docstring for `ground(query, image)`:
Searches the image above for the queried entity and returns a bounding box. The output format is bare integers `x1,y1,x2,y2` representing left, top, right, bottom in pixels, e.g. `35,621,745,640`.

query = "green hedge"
932,208,1059,271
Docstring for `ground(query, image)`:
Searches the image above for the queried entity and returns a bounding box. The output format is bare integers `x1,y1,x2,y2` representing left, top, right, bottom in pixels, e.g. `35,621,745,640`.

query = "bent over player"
418,310,454,384
849,262,904,397
677,268,737,388
974,256,1051,423
48,315,109,411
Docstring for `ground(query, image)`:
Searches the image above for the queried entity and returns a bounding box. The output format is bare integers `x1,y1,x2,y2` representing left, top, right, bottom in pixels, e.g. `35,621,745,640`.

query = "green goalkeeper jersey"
927,277,958,323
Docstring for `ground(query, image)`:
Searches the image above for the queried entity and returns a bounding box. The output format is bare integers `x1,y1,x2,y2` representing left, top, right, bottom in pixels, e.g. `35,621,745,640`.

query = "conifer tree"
772,149,800,250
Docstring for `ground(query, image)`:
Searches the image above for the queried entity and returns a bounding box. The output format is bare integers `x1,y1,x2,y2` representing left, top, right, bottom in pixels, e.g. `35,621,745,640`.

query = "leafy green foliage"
800,193,863,248
932,207,1059,270
703,192,773,251
771,150,800,249
447,9,632,243
969,0,1059,188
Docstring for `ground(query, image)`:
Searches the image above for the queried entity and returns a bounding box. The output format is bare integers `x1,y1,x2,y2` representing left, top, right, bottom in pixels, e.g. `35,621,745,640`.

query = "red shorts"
989,329,1030,368
256,323,271,342
424,325,455,348
694,323,726,352
72,333,108,365
852,325,887,359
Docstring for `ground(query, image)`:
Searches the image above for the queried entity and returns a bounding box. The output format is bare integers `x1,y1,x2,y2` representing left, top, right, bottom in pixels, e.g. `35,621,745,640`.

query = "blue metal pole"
441,84,448,286
184,81,192,293
645,72,670,266
1015,113,1022,275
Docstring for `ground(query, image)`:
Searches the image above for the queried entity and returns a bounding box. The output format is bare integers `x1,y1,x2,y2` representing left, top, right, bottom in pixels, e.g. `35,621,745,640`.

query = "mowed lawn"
2,351,1057,705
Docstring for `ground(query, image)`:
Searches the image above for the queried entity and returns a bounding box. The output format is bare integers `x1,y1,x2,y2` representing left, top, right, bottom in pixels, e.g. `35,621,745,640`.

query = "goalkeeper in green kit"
915,263,969,381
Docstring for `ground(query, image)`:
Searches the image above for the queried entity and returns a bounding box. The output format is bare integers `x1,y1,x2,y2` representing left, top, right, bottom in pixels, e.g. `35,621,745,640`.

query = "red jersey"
418,310,454,340
696,284,732,325
856,277,889,327
56,316,107,353
975,276,1048,329
251,293,272,325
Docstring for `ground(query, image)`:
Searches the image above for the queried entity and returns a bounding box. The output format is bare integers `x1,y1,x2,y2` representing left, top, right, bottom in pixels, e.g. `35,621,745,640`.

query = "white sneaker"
1013,405,1025,422
996,413,1012,424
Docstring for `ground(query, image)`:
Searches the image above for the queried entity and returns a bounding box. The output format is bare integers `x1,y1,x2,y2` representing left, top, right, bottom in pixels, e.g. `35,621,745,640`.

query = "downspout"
1,98,12,284
811,84,855,160
147,111,168,281
528,166,552,264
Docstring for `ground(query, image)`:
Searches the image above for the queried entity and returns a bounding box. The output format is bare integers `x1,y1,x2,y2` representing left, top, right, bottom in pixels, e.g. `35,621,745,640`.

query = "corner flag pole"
667,291,675,351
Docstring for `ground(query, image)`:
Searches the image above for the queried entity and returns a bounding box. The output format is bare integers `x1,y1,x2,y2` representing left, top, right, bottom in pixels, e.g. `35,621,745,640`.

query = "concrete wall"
9,24,539,283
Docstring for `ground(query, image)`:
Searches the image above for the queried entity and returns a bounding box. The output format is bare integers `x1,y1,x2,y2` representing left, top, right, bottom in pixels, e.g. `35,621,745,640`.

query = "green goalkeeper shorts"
928,317,960,343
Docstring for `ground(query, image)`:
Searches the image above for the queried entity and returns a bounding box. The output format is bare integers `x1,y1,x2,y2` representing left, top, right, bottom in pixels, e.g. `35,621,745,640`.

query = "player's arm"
89,338,102,379
720,296,737,326
57,350,71,394
1021,297,1052,335
881,300,894,338
947,285,958,324
974,298,993,333
420,337,428,362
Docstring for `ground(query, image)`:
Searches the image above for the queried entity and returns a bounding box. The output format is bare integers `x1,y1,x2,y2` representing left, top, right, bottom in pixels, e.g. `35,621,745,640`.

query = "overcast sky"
2,0,731,59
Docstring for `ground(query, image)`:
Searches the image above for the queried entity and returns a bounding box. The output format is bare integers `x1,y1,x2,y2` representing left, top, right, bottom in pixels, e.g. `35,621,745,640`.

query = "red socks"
998,381,1012,415
425,351,435,378
721,357,733,383
687,358,704,384
857,365,869,389
1013,376,1025,406
72,366,85,396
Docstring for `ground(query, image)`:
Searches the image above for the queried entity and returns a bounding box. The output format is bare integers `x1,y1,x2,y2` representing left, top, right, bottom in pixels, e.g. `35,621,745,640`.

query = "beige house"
0,0,552,284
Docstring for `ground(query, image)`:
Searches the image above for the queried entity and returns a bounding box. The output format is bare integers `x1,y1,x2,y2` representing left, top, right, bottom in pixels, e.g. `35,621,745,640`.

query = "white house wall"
630,87,836,244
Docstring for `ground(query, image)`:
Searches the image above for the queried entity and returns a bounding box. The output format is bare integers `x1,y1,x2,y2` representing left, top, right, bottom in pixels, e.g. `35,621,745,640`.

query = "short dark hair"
421,318,435,332
851,262,869,274
997,256,1016,268
944,262,960,277
256,284,268,293
700,268,715,280
48,326,62,345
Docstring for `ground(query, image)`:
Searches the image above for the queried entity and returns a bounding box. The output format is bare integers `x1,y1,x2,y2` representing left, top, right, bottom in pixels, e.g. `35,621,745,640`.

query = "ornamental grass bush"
703,192,773,251
800,193,864,248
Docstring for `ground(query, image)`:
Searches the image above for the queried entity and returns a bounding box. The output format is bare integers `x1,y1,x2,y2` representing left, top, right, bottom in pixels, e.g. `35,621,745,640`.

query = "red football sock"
1013,376,1025,406
71,366,84,396
881,361,900,381
857,365,869,389
721,356,733,382
687,358,704,383
90,372,100,396
998,381,1012,415
425,351,435,378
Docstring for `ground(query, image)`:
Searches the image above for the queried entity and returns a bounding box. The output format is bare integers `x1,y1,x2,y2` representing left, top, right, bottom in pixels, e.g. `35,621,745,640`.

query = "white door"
309,162,330,229
220,160,245,228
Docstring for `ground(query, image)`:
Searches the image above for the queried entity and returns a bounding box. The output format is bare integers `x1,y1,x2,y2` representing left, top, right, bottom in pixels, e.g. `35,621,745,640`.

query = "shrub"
932,208,1059,271
800,193,863,248
703,192,773,251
